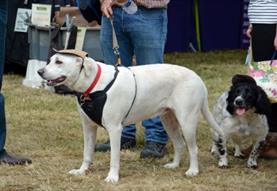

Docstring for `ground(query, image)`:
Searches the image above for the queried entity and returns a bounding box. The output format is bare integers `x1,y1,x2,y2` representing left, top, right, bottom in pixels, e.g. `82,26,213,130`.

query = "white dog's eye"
56,60,63,64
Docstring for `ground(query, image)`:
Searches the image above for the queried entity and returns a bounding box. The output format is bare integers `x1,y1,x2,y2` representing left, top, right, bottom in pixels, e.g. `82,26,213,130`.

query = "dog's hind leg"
69,110,98,176
210,127,228,167
247,135,267,168
104,124,123,183
176,109,200,177
214,136,228,168
161,110,185,169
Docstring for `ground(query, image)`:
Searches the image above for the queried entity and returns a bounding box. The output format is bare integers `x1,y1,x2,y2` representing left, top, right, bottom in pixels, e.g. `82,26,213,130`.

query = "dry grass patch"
1,50,276,191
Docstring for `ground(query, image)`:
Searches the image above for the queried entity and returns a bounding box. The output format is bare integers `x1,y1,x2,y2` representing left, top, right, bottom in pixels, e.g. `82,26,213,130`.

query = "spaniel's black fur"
226,74,271,117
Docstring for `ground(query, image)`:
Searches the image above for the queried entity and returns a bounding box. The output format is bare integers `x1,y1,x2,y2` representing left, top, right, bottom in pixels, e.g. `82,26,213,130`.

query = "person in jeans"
94,0,170,158
0,0,32,165
245,0,277,159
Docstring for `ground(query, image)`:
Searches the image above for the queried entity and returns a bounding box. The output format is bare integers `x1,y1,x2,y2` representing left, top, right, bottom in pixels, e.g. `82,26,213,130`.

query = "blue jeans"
0,0,7,156
0,94,6,156
100,6,168,144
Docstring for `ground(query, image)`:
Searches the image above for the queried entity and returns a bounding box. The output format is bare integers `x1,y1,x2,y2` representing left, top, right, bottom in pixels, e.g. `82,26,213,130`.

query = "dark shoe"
95,137,136,152
0,151,32,165
140,141,166,159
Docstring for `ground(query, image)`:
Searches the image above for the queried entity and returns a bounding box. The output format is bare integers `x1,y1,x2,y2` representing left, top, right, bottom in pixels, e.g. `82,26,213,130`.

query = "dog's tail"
201,97,224,138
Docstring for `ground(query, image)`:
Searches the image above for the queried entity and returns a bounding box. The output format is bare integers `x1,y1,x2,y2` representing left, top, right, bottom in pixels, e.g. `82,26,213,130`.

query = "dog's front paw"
234,153,245,159
164,162,179,169
69,169,86,176
105,174,119,183
234,148,245,158
247,159,258,169
185,168,199,177
218,158,228,168
211,145,219,156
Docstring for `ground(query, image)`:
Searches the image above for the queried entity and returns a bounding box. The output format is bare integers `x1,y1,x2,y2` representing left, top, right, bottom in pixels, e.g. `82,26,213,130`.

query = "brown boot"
259,133,277,159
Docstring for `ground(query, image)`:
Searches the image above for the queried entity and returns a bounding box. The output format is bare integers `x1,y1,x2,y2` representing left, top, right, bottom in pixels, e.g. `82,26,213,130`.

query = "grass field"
1,50,276,191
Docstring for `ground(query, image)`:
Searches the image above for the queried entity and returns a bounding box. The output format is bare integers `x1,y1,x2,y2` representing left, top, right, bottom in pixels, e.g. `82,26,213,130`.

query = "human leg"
260,103,277,159
123,7,169,157
0,94,6,157
100,12,137,141
0,0,31,165
142,118,168,145
246,24,277,159
100,11,134,66
140,117,168,158
251,24,276,62
0,0,7,157
96,12,137,151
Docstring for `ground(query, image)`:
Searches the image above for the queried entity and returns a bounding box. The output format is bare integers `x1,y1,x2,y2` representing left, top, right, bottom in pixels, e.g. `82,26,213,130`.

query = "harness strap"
123,67,137,121
104,65,119,92
78,65,119,103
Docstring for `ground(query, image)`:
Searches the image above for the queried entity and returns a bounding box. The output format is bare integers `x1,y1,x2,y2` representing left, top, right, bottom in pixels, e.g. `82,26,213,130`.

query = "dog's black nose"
235,98,244,106
37,68,44,76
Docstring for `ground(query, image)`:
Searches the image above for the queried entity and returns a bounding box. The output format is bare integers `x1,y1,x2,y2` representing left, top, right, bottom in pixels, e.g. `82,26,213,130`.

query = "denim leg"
100,13,136,140
0,0,7,156
100,11,134,67
0,0,7,89
123,7,169,143
123,7,168,64
100,16,117,65
0,94,6,156
142,116,168,144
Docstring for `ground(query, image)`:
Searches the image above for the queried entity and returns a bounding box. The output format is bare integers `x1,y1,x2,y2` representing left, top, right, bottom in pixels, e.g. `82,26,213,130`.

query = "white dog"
38,49,224,183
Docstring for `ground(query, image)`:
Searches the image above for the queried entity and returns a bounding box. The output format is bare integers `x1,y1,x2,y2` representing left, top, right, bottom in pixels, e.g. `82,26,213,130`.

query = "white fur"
39,53,224,182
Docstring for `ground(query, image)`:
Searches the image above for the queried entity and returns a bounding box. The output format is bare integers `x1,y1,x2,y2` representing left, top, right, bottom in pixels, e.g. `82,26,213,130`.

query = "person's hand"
101,0,115,19
246,24,253,38
53,11,65,26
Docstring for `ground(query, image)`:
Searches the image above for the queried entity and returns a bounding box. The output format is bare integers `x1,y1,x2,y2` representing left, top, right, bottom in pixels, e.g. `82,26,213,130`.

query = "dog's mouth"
235,107,246,116
46,76,67,86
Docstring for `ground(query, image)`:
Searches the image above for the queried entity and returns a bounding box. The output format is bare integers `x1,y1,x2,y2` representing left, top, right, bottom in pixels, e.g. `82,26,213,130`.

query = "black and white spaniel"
211,74,271,168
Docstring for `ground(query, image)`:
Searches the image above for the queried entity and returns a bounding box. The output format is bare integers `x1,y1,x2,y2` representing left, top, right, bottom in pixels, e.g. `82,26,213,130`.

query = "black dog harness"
54,49,137,127
76,65,119,127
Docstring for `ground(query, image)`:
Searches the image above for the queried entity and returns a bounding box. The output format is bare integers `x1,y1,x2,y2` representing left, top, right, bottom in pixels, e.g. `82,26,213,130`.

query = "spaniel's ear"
232,74,256,86
255,86,272,115
226,90,235,115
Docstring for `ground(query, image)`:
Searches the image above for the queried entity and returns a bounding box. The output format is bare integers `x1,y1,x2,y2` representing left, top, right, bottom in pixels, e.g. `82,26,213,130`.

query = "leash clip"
113,46,121,66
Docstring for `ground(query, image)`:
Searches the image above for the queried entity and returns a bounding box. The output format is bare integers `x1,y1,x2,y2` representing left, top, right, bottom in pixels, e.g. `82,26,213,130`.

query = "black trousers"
252,23,277,133
252,24,276,62
268,103,277,133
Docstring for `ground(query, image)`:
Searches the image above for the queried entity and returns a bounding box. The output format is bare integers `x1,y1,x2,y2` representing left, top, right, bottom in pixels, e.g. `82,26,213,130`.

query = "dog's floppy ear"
81,57,94,77
255,86,272,115
76,57,83,67
226,90,235,115
232,74,256,86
